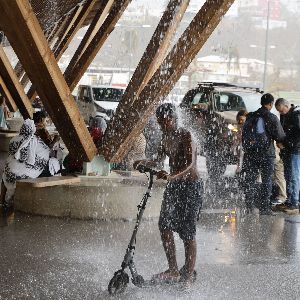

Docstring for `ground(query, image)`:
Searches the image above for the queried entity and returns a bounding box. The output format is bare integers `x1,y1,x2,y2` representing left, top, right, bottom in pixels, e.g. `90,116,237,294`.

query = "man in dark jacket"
275,98,300,214
242,93,285,215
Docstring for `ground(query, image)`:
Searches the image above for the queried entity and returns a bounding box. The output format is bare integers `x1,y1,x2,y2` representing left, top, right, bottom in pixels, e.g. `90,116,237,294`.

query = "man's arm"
268,114,286,142
293,110,300,131
133,138,166,169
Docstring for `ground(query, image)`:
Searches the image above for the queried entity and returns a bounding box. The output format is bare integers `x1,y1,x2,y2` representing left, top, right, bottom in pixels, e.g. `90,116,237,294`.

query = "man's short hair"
261,93,274,106
156,103,177,120
275,98,290,108
33,111,46,124
236,109,248,121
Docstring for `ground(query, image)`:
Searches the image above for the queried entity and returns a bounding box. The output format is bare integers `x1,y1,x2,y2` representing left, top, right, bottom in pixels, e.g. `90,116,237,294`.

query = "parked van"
76,85,125,123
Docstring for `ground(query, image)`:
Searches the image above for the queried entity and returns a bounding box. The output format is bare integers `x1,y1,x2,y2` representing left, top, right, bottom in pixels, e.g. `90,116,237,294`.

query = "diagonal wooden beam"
0,75,18,112
64,0,132,92
14,61,24,79
47,17,66,45
66,0,113,70
15,21,63,86
53,0,98,58
0,0,97,161
51,7,81,55
115,0,189,118
0,46,33,118
26,0,98,102
101,0,235,162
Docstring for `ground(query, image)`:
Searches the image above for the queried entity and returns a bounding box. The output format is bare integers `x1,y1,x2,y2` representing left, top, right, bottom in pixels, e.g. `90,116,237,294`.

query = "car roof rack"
197,82,263,94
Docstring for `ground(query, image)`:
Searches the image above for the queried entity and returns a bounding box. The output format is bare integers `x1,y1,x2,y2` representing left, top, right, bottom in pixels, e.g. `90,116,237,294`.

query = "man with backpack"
242,93,285,215
275,98,300,214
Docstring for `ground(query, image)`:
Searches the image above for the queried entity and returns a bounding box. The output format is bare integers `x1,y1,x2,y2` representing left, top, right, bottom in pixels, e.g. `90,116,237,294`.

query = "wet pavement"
1,210,300,299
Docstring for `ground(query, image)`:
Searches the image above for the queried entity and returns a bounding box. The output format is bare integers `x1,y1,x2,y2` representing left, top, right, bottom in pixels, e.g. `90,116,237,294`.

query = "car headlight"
227,123,238,133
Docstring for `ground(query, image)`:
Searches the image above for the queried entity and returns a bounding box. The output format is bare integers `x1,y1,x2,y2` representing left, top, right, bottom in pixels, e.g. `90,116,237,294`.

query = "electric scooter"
108,164,157,295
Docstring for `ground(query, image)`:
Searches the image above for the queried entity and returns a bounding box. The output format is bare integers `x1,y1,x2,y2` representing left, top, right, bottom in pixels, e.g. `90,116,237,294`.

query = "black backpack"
242,112,270,152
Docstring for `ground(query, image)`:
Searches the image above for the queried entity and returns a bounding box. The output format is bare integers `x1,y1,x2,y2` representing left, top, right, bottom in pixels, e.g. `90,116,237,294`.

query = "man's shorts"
158,179,203,241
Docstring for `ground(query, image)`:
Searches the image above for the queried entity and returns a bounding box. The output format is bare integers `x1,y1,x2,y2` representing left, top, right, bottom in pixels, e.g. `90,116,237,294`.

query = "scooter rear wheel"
108,270,129,295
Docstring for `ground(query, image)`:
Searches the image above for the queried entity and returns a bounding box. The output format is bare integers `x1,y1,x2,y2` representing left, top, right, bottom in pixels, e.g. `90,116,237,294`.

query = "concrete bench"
0,130,18,152
14,174,165,220
17,176,80,188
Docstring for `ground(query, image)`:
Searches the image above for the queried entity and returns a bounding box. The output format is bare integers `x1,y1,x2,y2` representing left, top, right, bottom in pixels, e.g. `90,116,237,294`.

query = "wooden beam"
115,0,189,118
0,75,18,112
16,20,63,86
47,17,66,45
64,0,132,92
54,0,98,58
0,0,97,161
0,46,33,118
66,0,113,70
14,61,24,79
52,6,82,55
101,0,235,162
26,0,97,102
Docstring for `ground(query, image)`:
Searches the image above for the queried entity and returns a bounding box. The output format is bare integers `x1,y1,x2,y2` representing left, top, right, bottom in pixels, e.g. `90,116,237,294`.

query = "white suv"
76,85,125,123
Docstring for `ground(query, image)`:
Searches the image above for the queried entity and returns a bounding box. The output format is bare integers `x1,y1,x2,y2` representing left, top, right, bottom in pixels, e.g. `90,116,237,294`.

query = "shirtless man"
135,103,203,286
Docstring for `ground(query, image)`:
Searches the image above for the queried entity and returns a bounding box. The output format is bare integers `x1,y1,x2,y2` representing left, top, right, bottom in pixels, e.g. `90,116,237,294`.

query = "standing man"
135,103,203,287
275,98,300,214
242,93,285,215
0,95,10,129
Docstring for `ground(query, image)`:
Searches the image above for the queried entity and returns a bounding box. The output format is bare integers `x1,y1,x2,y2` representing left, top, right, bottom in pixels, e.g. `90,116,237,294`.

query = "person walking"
275,98,300,214
242,93,285,215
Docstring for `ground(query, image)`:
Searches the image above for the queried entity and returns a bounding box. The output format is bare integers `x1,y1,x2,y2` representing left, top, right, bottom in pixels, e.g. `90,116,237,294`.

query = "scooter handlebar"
135,164,157,175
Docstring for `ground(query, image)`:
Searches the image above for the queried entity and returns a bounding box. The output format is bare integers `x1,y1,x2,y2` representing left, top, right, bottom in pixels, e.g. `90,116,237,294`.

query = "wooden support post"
0,0,97,161
47,17,66,45
101,0,235,162
64,0,132,92
0,46,33,118
0,76,18,112
66,0,113,70
54,0,97,58
16,19,63,87
27,0,97,102
115,0,189,118
52,6,82,55
14,61,24,79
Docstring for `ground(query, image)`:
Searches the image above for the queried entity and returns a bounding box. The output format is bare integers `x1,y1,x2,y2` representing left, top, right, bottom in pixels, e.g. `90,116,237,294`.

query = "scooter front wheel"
108,270,129,295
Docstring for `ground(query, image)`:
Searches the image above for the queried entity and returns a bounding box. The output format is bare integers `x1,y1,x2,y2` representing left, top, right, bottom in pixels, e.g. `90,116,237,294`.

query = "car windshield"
191,92,209,105
215,91,261,112
92,87,124,102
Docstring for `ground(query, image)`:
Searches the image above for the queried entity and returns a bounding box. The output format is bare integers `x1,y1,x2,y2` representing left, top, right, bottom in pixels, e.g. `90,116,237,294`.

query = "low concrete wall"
0,130,18,152
15,174,166,220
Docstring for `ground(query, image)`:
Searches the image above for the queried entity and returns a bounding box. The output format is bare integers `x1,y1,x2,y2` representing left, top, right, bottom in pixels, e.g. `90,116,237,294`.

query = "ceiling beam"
53,0,98,58
101,0,235,162
65,0,113,70
114,0,190,120
51,6,82,56
64,0,132,92
27,0,98,102
15,21,62,87
0,0,97,161
0,46,33,118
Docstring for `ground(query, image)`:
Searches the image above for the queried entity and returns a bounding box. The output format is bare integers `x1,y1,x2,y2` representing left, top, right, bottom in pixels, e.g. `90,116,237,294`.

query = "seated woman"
33,111,59,148
0,119,55,211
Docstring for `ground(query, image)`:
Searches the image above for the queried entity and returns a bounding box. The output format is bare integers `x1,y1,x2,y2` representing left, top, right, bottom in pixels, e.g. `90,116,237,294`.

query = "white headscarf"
14,119,37,166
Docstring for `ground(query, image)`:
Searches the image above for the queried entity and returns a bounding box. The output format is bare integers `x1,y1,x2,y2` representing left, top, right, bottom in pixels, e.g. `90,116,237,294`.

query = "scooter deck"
136,270,197,288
